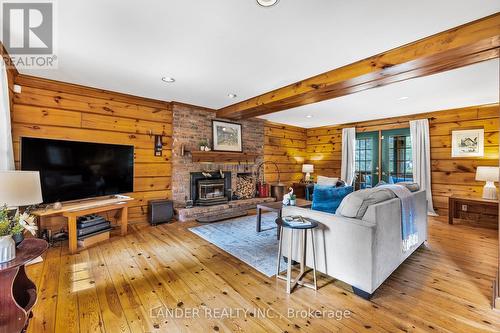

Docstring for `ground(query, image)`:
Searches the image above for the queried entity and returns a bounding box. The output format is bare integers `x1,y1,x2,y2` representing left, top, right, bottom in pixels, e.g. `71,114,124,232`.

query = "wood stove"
190,172,231,206
197,179,227,205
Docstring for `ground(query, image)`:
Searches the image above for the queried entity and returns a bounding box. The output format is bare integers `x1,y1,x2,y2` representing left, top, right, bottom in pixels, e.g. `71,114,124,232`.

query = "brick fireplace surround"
171,103,266,208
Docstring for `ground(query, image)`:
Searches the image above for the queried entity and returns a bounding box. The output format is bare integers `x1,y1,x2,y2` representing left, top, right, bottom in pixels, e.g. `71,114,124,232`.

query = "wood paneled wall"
306,104,499,215
2,43,17,112
6,67,16,109
11,74,173,223
264,121,307,186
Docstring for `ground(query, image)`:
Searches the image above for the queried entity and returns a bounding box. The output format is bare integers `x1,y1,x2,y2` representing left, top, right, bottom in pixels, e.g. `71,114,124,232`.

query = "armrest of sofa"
282,206,376,228
361,190,427,291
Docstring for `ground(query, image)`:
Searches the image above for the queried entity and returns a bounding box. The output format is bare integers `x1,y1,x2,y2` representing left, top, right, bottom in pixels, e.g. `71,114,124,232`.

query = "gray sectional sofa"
281,189,428,298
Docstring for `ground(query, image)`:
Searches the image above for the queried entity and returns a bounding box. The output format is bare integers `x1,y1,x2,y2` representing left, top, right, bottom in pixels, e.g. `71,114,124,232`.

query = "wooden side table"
292,183,314,200
448,195,499,229
0,238,48,333
292,183,307,199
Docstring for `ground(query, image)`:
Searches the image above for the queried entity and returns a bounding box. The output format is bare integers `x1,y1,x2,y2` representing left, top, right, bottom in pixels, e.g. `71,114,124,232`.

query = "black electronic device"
52,229,68,242
21,137,134,203
148,199,174,225
77,221,111,237
77,214,107,228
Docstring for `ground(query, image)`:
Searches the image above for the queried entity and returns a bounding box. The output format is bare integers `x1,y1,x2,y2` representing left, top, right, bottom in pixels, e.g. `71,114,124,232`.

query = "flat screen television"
21,137,134,204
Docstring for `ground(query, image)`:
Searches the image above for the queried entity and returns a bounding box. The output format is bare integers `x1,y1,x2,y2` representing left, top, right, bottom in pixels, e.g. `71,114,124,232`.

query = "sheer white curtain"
0,58,15,171
410,119,436,215
341,127,356,186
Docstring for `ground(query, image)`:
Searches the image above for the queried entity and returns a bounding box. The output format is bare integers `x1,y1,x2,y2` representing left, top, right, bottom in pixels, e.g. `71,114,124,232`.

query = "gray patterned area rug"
188,213,286,277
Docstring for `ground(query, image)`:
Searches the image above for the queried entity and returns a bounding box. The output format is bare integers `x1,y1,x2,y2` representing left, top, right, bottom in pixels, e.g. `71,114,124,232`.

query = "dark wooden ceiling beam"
217,13,500,120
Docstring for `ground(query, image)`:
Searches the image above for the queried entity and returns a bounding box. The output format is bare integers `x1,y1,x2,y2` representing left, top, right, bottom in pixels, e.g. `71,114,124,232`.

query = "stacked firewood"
235,175,255,199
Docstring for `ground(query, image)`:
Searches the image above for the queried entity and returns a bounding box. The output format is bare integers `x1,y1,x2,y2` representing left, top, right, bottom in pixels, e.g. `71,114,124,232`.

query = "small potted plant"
0,206,38,263
289,194,297,206
199,139,209,151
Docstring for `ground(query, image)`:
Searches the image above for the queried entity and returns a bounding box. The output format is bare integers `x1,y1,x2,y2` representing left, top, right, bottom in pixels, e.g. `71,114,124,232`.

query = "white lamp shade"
302,164,314,173
475,166,499,182
0,171,43,208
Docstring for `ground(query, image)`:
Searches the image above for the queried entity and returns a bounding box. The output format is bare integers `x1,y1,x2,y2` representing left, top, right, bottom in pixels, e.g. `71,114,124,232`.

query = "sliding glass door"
355,128,413,189
355,132,379,189
381,128,413,184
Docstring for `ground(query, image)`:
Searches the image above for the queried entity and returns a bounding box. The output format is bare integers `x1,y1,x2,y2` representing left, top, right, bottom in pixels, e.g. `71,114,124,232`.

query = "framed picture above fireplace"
212,120,242,152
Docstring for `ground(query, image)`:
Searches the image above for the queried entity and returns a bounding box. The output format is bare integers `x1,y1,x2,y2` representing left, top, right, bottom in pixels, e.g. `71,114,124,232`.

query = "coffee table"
256,198,312,239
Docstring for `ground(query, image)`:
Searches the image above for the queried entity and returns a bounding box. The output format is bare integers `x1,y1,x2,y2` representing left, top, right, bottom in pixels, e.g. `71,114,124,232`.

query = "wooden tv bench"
32,196,133,254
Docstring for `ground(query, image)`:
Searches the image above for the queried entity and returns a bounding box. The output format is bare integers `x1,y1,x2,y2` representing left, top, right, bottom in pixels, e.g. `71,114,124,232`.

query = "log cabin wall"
6,64,16,109
306,103,499,215
1,43,17,114
11,74,173,224
264,122,308,186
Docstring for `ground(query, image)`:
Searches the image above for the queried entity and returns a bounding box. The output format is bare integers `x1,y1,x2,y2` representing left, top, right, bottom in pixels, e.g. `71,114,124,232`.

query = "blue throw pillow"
311,185,354,214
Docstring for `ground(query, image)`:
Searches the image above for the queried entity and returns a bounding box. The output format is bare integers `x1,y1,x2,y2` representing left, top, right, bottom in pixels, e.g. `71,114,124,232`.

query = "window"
383,129,413,184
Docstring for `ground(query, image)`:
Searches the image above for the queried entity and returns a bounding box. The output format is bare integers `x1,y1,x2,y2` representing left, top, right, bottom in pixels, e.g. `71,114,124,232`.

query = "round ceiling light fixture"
305,115,313,119
161,77,175,83
256,0,279,7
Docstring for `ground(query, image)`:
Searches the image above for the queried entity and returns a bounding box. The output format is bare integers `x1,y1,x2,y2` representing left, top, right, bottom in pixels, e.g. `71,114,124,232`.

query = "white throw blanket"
378,184,418,252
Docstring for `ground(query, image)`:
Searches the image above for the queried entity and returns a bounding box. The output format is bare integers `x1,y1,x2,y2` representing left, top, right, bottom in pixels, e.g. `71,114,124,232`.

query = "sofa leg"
352,287,373,300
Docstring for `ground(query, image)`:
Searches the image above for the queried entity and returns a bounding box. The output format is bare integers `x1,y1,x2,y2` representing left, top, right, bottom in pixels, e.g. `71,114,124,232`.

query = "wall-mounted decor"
154,135,163,156
451,128,484,158
212,120,242,152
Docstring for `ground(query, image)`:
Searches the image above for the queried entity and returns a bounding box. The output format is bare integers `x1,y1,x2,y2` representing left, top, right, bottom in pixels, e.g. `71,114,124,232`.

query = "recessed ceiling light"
257,0,279,7
305,115,313,118
398,96,409,100
228,93,238,99
161,77,175,83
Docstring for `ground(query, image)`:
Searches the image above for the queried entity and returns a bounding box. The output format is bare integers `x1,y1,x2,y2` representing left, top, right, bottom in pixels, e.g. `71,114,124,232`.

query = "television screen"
21,137,134,203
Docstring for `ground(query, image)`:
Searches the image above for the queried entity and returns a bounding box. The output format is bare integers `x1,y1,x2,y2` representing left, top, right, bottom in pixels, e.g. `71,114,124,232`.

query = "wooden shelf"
191,151,259,164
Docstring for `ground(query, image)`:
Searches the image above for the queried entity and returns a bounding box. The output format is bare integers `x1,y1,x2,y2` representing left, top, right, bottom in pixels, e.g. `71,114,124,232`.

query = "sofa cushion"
336,193,364,218
337,188,396,219
335,179,346,187
316,175,339,186
312,185,353,214
336,190,368,218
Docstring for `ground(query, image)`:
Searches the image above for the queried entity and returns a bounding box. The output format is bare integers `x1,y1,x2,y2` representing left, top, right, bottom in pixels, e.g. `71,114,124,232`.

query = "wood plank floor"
26,216,499,333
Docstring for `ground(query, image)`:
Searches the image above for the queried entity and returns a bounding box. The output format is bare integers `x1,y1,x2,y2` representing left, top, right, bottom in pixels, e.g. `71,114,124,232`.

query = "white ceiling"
15,0,499,114
260,59,500,127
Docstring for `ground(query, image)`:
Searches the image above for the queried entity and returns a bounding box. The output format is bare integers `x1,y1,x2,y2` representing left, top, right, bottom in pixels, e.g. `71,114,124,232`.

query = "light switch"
461,204,468,212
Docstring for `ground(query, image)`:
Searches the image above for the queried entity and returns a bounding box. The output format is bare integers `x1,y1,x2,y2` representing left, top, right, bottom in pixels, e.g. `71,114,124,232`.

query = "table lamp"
475,166,499,200
302,164,314,182
0,171,43,209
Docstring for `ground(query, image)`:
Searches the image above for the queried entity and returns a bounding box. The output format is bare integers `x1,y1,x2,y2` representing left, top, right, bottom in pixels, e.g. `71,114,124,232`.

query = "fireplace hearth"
190,171,232,206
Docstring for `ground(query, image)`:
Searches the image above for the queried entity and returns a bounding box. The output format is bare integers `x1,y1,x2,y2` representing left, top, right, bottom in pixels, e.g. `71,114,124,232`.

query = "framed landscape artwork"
212,120,243,152
451,128,484,158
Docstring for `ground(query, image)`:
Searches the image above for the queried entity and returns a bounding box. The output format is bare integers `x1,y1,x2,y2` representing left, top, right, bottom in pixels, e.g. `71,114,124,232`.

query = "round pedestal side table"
276,217,318,294
0,238,48,333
